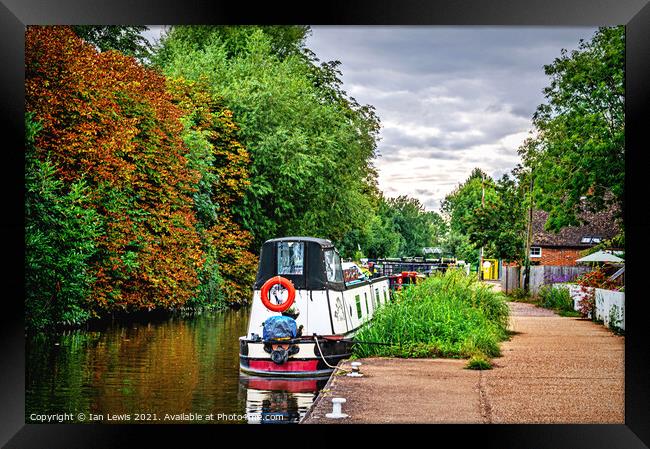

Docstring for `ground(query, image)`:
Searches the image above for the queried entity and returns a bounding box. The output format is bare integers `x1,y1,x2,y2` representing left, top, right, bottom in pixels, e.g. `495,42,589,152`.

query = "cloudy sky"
305,26,597,212
145,26,597,212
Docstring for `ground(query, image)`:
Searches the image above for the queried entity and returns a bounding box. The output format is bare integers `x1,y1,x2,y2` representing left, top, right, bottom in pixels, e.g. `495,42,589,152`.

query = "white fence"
553,283,625,331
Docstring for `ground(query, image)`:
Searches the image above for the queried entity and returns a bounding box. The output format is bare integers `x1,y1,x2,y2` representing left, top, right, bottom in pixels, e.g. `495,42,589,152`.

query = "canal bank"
301,302,624,424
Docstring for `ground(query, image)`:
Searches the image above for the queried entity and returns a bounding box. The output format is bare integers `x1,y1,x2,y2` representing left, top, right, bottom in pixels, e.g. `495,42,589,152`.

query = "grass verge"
353,270,510,368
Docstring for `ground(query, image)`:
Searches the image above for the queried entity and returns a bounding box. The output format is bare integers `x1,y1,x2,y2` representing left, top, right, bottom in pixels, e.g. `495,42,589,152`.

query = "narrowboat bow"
239,237,390,378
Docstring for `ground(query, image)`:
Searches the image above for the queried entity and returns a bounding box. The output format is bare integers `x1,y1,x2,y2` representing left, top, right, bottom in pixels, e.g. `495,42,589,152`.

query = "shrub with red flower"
575,267,617,319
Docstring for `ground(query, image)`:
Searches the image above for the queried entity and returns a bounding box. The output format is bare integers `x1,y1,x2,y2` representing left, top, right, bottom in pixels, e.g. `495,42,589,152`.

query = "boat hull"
239,337,353,378
240,375,328,393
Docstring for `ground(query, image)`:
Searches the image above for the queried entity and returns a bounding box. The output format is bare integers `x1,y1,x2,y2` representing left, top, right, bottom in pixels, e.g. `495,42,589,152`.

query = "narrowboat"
239,237,390,378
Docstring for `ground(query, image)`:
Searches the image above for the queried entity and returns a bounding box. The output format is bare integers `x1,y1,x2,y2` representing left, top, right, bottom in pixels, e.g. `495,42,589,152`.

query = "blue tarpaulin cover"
262,316,297,340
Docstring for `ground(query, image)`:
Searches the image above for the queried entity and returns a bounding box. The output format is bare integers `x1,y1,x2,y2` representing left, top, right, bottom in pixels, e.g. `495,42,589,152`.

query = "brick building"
529,207,621,266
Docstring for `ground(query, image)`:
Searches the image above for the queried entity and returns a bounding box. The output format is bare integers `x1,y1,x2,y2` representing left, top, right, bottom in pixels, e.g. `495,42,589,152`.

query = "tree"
156,27,380,249
25,113,102,329
441,230,478,266
26,26,204,315
442,168,496,235
386,196,444,257
355,196,401,259
336,194,446,260
441,168,526,265
365,211,402,259
463,174,526,262
72,26,153,63
518,26,624,232
152,25,311,66
168,77,258,305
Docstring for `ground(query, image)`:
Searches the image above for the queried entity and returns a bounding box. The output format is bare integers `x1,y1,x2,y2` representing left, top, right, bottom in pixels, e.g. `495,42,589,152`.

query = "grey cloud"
484,104,504,113
323,33,591,124
408,150,462,160
510,104,536,119
492,145,519,157
385,171,469,183
491,168,511,181
311,27,595,93
378,138,464,160
424,198,441,210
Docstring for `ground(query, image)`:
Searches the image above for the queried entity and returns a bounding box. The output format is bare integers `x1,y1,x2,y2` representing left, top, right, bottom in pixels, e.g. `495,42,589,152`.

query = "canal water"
26,308,327,424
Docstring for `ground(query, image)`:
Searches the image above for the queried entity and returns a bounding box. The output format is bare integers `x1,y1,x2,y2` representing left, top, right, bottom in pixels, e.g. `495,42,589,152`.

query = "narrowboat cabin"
239,237,390,378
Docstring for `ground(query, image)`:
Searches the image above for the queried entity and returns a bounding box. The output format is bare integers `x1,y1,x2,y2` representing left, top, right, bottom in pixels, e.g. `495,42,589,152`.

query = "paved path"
302,302,624,424
481,280,503,292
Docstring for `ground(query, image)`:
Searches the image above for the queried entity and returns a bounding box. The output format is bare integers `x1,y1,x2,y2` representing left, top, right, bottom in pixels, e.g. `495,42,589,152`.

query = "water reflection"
239,376,328,424
26,309,326,424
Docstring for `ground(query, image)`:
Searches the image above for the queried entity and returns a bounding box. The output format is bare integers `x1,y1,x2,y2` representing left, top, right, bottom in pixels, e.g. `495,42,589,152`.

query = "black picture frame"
2,0,649,447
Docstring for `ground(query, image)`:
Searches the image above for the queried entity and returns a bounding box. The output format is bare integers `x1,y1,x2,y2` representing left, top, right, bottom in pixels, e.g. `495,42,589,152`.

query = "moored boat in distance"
239,237,390,378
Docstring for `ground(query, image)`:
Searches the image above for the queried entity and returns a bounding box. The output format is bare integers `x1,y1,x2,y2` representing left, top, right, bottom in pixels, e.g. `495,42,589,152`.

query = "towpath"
301,301,624,424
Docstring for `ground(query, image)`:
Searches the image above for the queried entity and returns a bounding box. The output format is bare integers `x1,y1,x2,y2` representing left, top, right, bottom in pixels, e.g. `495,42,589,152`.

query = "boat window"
277,242,304,275
324,249,343,283
375,288,380,308
355,295,362,319
343,267,360,283
343,263,366,284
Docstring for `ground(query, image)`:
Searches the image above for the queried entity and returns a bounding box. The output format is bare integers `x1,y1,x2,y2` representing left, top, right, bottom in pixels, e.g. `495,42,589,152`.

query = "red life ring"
260,276,296,312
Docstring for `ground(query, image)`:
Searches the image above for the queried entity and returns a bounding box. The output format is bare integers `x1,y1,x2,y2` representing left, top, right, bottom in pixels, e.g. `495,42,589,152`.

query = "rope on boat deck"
312,335,351,374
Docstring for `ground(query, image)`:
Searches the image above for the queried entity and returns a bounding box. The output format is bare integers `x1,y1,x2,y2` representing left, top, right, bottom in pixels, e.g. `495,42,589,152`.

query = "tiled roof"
531,206,621,248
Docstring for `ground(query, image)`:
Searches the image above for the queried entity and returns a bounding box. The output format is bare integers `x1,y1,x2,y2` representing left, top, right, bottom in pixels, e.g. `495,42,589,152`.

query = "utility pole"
478,172,485,281
523,172,534,291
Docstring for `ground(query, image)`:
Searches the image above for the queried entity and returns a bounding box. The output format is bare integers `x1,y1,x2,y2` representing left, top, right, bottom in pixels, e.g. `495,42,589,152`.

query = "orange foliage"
26,26,204,312
168,78,258,303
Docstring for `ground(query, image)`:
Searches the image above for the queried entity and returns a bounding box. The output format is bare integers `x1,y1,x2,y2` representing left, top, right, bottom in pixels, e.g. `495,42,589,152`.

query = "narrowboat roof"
264,236,334,248
255,236,345,291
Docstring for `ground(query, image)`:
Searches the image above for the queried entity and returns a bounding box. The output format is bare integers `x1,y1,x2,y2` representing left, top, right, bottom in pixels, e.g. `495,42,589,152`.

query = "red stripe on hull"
246,378,318,392
249,360,319,372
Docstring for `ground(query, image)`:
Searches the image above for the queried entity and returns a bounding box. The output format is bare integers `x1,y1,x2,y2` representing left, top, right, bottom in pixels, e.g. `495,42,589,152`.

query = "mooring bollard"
326,397,348,419
347,361,363,377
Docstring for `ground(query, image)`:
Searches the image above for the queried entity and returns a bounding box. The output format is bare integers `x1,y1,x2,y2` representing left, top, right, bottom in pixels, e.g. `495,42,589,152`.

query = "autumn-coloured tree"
167,78,257,304
26,26,204,317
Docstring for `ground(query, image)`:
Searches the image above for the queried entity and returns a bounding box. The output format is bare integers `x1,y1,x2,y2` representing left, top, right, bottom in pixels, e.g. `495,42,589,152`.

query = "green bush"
353,270,510,360
537,285,578,315
506,287,530,301
25,114,102,330
466,354,492,370
608,305,624,335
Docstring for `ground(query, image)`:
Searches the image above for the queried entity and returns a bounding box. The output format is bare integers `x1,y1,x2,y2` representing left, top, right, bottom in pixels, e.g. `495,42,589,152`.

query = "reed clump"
353,269,509,364
537,285,581,317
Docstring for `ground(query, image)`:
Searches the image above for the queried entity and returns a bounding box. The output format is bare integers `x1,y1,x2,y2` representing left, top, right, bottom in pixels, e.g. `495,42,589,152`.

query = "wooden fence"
501,266,521,293
529,265,590,295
